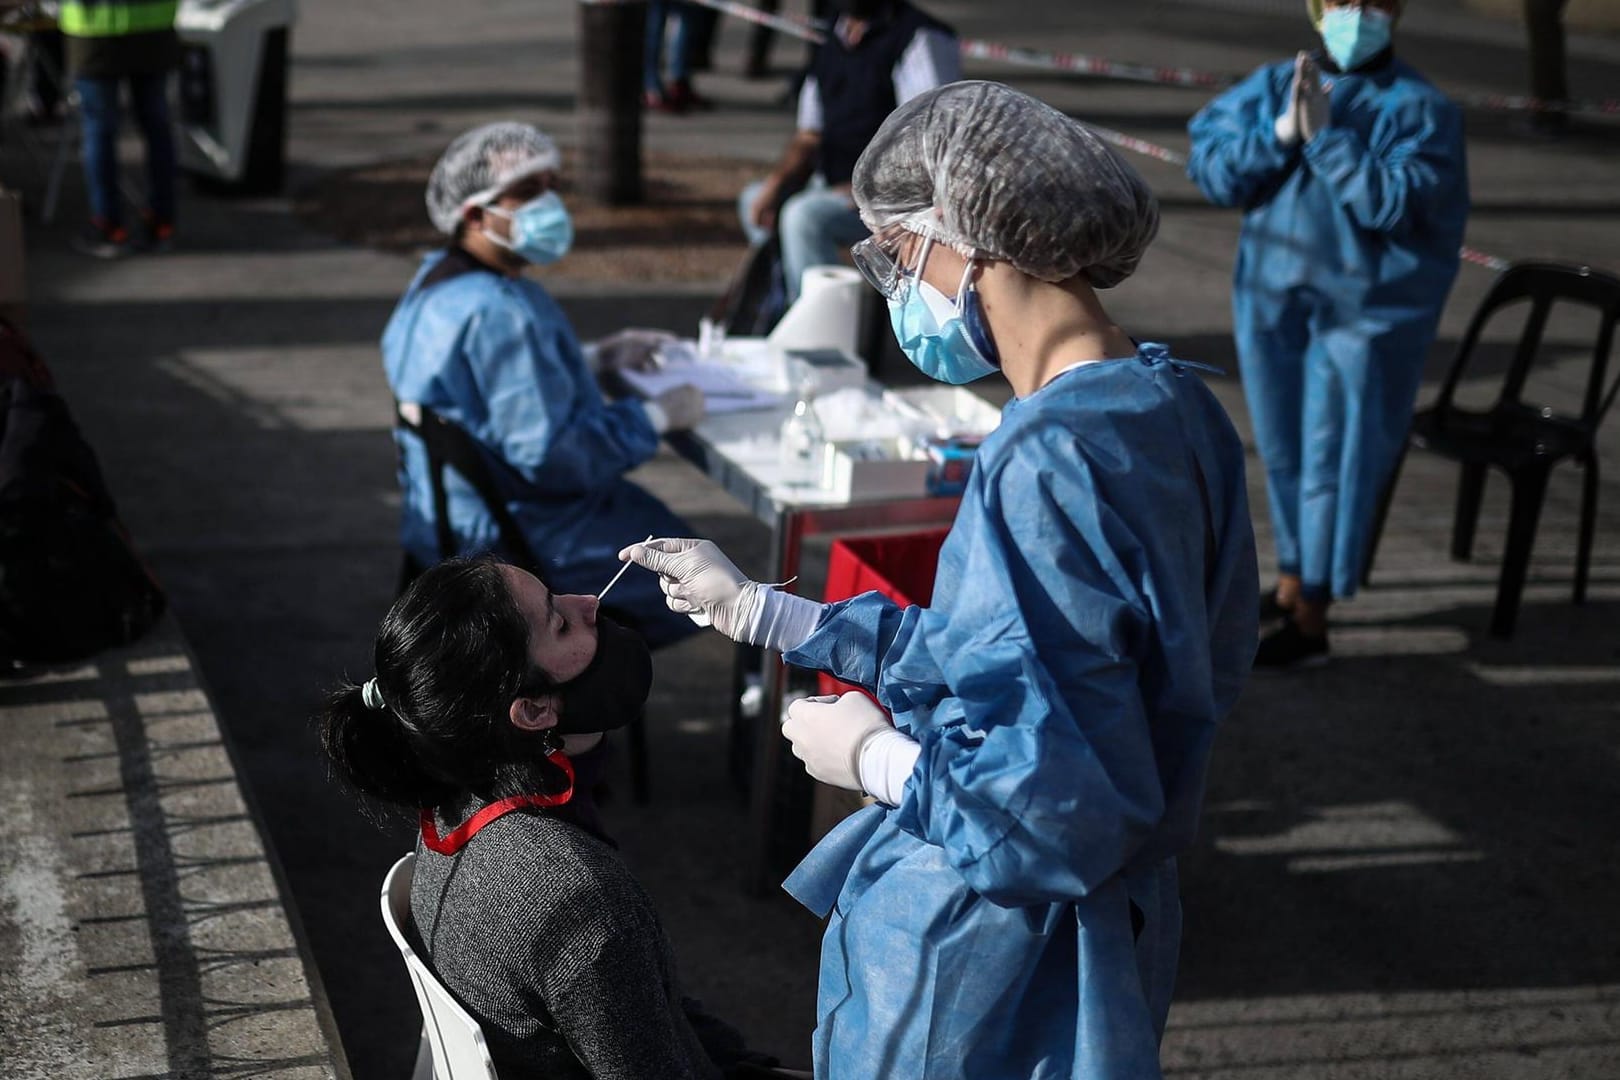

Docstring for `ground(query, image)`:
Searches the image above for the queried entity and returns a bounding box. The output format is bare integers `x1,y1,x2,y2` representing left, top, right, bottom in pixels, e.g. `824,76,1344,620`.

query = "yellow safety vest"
59,0,178,37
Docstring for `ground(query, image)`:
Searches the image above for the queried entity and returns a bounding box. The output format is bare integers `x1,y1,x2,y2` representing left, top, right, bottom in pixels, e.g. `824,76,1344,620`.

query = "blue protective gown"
1186,53,1468,600
781,345,1259,1079
381,251,698,647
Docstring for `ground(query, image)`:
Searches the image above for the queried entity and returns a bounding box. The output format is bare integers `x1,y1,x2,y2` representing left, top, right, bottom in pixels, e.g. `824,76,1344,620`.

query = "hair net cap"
1308,0,1403,28
426,122,562,235
851,81,1160,288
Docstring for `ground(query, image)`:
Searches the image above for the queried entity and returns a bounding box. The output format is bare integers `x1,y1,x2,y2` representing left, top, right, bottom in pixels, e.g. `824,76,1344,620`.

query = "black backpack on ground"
0,318,165,664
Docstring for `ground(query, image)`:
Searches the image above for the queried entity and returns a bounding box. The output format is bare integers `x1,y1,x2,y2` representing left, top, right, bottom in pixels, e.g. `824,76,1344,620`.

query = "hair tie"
361,678,387,711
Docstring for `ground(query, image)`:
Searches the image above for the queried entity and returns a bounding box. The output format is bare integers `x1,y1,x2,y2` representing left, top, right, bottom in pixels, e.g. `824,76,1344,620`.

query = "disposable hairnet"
851,81,1159,288
1308,0,1403,28
425,122,562,235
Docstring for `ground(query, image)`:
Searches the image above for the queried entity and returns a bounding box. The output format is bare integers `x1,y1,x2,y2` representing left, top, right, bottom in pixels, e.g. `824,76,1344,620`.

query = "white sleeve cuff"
1274,111,1301,147
746,586,825,653
859,727,920,807
641,400,670,435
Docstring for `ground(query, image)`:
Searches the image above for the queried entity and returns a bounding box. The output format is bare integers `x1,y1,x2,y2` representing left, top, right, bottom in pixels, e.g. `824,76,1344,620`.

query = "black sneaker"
1254,618,1330,671
71,218,131,259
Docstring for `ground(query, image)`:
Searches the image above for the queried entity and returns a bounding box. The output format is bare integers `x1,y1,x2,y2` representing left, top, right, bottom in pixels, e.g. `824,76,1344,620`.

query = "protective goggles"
851,227,934,302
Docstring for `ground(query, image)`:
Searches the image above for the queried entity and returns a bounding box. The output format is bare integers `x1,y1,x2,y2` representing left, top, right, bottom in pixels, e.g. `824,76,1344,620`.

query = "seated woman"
320,557,780,1080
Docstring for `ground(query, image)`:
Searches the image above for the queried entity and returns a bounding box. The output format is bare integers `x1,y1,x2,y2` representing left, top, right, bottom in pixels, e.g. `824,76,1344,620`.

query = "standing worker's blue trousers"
76,72,176,228
1236,291,1434,602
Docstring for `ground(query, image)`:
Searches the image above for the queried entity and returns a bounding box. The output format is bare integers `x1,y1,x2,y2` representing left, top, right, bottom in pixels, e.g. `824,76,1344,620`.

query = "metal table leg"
744,508,806,895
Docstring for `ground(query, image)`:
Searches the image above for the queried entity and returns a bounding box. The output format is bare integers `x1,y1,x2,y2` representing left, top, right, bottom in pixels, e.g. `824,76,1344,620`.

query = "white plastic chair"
380,853,501,1080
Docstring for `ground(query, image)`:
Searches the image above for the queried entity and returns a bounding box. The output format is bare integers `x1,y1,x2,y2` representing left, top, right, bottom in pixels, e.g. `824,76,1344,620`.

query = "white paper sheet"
619,352,783,414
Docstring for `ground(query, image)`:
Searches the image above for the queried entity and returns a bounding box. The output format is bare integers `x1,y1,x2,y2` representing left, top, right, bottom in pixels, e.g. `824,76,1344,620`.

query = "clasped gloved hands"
782,693,894,793
1274,51,1332,146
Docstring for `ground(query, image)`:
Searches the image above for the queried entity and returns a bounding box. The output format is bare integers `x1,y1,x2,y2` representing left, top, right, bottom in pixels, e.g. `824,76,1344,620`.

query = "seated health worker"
1186,0,1469,668
627,82,1260,1079
320,557,781,1080
383,122,705,648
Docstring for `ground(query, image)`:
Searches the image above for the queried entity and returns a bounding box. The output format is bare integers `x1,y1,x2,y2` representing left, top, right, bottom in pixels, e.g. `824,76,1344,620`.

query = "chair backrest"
380,853,502,1080
395,403,542,571
1435,261,1620,434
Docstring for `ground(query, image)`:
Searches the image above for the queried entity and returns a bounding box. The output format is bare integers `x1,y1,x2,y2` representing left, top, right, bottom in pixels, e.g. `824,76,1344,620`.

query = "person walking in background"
60,0,180,257
1187,0,1469,669
644,0,712,114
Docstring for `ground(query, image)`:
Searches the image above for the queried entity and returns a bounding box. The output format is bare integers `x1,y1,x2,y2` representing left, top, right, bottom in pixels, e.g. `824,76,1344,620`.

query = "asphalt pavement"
6,1,1620,1076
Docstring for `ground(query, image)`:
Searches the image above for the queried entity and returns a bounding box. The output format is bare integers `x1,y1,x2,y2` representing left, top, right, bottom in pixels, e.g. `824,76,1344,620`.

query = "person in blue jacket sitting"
626,82,1259,1080
382,122,705,649
1187,0,1470,668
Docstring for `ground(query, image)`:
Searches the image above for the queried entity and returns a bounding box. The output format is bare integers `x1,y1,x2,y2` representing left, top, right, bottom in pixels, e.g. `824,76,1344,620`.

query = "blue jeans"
76,71,177,228
738,178,870,302
644,0,692,92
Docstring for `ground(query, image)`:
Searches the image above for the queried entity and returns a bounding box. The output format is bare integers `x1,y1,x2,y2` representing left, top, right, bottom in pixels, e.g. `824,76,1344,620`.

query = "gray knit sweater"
411,801,754,1080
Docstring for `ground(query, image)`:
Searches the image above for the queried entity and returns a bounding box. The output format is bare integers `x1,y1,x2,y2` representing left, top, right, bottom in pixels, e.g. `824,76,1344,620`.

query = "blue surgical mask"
485,191,573,265
1320,7,1392,72
887,267,1000,385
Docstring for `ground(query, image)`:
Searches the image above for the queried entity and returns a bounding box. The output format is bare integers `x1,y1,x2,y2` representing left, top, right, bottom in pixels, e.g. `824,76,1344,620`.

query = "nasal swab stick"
598,534,654,601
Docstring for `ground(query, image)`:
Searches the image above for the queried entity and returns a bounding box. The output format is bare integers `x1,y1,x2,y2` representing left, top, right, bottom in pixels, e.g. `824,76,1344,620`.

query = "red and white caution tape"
1082,124,1190,167
959,39,1230,91
1453,90,1620,119
1458,246,1512,273
686,0,826,43
1082,125,1513,275
684,0,1618,118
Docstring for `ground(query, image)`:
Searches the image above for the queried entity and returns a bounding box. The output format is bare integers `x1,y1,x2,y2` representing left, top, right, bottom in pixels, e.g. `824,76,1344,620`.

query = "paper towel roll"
767,266,865,357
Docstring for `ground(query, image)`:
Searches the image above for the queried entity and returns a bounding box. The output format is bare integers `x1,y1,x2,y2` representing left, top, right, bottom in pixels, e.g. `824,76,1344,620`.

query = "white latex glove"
620,537,764,641
1297,53,1331,142
782,693,895,793
651,384,705,433
1274,66,1301,144
592,328,675,373
1274,51,1308,146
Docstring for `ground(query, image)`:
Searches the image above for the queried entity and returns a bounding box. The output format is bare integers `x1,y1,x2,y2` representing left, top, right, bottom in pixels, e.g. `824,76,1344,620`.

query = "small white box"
821,437,929,500
784,347,869,396
883,386,1002,439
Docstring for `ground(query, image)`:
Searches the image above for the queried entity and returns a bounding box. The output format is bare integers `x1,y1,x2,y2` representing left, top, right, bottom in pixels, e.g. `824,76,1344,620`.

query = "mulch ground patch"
294,150,759,285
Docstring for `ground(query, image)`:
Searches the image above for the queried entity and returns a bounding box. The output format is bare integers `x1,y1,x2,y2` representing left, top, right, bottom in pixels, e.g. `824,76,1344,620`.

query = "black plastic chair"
395,403,652,803
1363,262,1620,637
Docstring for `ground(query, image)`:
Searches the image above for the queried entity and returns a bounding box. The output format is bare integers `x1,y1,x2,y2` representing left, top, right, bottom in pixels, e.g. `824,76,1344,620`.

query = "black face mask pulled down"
549,616,653,735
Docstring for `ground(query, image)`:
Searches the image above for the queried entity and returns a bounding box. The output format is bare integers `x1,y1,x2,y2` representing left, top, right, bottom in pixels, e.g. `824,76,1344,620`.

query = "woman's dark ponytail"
319,683,458,809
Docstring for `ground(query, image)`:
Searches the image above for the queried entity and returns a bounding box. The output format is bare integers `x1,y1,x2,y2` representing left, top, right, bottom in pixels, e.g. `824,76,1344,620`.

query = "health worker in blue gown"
1187,0,1469,669
382,122,706,648
623,82,1260,1079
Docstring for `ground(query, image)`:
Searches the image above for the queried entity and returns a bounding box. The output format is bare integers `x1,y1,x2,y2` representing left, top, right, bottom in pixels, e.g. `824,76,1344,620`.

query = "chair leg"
629,709,650,805
1362,443,1408,587
1451,462,1489,561
1491,469,1551,638
1574,454,1600,605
